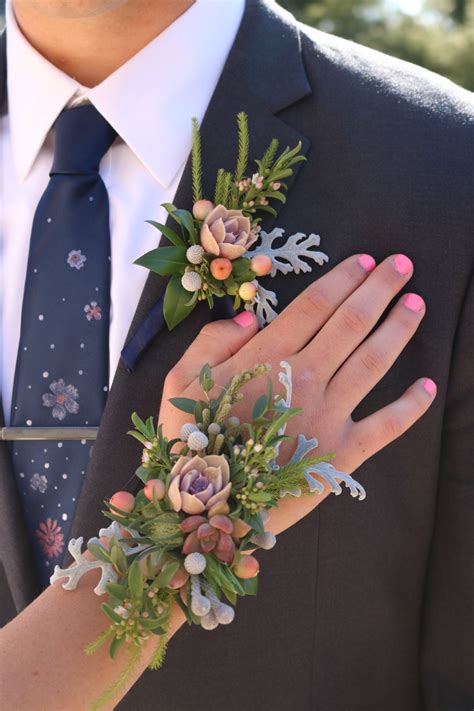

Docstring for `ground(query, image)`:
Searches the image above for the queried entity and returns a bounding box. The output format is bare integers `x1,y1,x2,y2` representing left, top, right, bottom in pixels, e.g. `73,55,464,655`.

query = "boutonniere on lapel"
121,112,328,370
50,362,364,709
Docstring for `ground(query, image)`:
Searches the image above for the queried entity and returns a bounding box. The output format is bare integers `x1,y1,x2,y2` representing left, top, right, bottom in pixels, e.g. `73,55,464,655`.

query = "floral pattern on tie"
84,301,102,320
42,378,80,420
67,249,87,269
30,473,48,493
35,518,65,558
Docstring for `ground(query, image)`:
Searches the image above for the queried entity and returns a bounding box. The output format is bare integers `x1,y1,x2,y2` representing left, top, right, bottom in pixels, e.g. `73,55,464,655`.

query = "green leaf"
163,274,197,330
134,246,187,276
248,491,272,502
245,512,265,535
173,209,197,243
110,543,128,575
199,363,214,393
231,257,256,282
241,576,259,595
106,583,128,600
153,561,181,589
87,543,113,564
101,602,123,624
145,220,185,247
128,559,144,601
222,587,237,605
131,412,149,437
252,394,268,419
110,634,126,660
169,397,197,414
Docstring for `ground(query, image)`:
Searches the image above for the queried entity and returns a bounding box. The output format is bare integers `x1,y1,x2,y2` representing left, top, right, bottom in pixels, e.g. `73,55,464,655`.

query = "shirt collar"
6,0,245,186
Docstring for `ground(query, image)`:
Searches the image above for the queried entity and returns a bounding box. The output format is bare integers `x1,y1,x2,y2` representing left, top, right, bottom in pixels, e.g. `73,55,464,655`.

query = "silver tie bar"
1,427,99,441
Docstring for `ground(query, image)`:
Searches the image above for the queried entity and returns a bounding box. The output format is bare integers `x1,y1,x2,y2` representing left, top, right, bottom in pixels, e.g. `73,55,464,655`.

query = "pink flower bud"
167,566,189,589
210,257,233,281
238,282,257,301
233,554,260,579
109,491,135,515
192,199,214,221
144,479,166,502
250,255,273,276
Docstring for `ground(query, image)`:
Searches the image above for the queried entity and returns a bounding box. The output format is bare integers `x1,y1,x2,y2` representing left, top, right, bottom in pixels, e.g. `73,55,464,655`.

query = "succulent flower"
200,205,257,260
180,514,236,564
168,454,231,515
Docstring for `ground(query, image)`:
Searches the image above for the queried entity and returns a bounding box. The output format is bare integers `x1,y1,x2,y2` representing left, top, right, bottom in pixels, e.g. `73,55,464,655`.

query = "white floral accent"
42,378,79,420
30,473,48,493
245,283,278,327
67,249,86,270
249,227,328,277
49,537,118,595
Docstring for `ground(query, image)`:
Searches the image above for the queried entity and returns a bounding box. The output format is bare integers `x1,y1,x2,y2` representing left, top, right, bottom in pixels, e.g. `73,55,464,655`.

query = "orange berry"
210,257,233,280
233,554,260,579
144,479,166,502
192,199,214,220
238,281,257,300
109,491,135,515
250,255,272,276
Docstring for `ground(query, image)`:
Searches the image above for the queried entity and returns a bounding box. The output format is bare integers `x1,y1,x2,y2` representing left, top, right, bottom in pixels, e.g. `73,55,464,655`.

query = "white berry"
186,245,205,265
180,423,198,441
181,271,202,292
184,552,207,575
187,430,209,451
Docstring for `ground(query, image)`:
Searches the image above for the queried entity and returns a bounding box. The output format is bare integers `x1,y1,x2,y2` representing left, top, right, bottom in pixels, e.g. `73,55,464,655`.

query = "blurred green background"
0,0,472,90
280,0,473,89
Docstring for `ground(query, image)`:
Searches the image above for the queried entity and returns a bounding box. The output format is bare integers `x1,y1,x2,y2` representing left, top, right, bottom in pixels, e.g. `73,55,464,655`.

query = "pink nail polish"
233,311,254,328
394,254,413,275
403,293,424,312
423,378,437,396
358,254,376,272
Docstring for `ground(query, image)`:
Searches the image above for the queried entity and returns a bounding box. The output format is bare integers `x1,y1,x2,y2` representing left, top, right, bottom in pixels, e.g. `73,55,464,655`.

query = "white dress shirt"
0,0,245,426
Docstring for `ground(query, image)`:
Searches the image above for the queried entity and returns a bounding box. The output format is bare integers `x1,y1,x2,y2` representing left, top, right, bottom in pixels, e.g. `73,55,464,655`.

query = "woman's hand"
159,253,436,535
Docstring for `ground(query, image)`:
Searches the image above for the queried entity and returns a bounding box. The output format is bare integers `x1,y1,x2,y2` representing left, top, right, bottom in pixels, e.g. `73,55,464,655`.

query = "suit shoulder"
297,23,474,133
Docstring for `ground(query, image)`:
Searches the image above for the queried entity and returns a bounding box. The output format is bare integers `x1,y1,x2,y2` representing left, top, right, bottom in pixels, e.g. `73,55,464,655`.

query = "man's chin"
12,0,131,20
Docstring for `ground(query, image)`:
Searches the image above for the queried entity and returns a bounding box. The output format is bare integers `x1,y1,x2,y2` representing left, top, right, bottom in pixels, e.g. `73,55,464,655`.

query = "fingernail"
233,311,254,328
394,254,413,275
403,293,424,312
423,378,437,396
358,254,376,272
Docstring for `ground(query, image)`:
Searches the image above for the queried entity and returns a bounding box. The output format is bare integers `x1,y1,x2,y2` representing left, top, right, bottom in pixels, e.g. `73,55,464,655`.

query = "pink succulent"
200,204,257,260
168,454,232,515
180,514,236,564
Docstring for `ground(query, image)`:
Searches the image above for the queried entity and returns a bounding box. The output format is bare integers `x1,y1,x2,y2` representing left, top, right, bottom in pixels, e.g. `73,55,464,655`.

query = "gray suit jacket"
1,1,473,709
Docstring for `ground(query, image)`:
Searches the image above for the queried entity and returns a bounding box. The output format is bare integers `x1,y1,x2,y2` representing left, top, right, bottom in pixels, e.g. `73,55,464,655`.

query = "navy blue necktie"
10,104,117,590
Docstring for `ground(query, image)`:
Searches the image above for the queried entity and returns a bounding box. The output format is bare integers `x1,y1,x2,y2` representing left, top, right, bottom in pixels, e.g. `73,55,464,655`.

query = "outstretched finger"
349,377,437,467
167,311,259,389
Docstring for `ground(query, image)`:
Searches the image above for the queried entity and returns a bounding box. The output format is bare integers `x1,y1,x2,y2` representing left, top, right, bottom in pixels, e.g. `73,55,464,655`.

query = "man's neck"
11,0,195,87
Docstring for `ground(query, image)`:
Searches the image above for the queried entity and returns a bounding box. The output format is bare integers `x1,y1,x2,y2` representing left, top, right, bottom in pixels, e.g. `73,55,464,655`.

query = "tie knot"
50,104,117,176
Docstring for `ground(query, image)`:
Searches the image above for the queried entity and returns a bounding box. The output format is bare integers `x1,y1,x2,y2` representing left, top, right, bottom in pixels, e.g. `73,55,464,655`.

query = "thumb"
171,310,258,389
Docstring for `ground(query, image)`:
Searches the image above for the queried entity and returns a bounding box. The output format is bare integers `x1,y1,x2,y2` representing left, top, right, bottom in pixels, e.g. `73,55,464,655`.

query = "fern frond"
191,117,203,203
214,169,233,207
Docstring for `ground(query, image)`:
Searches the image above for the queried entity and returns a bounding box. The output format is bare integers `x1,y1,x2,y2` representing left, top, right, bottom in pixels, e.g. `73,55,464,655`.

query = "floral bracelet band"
51,362,365,711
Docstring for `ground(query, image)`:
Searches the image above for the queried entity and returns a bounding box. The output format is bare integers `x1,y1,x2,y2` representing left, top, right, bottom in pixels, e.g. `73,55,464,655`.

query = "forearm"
0,565,185,710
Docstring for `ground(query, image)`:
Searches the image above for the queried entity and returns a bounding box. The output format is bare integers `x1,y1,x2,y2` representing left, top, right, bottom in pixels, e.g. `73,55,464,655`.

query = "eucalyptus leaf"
128,559,144,601
169,397,197,414
110,634,126,659
153,561,180,589
252,394,268,419
87,543,113,564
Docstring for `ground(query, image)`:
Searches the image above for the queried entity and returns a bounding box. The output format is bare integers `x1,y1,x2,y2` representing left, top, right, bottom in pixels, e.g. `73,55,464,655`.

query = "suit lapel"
0,0,313,603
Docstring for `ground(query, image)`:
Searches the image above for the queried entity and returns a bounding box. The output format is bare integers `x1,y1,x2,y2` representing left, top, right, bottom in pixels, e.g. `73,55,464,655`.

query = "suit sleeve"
420,274,474,710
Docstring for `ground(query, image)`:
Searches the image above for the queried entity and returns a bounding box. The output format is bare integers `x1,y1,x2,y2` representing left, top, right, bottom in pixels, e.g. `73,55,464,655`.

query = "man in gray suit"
0,0,472,709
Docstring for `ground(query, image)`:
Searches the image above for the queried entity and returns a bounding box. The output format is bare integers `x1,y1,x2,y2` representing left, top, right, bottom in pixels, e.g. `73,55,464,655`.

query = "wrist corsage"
51,362,365,710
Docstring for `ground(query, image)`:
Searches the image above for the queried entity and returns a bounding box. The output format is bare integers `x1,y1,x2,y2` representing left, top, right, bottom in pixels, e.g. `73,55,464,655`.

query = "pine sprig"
191,117,203,204
89,643,143,711
214,168,233,207
148,631,169,671
84,626,115,656
258,138,279,173
265,454,335,497
234,111,249,183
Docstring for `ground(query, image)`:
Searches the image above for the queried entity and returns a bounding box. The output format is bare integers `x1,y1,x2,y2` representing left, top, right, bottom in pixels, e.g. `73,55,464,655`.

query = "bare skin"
0,253,436,709
12,0,195,86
